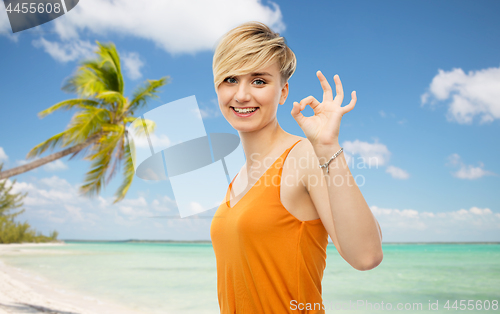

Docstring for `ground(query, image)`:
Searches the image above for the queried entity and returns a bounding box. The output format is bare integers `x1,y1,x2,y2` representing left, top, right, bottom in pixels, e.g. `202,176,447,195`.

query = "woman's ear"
279,81,289,105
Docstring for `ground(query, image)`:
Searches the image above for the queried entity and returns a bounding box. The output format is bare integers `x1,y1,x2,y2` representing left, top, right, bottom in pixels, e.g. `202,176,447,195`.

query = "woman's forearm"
314,141,383,271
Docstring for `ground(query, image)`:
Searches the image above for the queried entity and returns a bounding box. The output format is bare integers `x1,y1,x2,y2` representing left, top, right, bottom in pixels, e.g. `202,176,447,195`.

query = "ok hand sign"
291,71,357,147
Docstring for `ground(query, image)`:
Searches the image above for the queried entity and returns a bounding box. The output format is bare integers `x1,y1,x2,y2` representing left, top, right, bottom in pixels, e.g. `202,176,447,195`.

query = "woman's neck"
238,119,290,169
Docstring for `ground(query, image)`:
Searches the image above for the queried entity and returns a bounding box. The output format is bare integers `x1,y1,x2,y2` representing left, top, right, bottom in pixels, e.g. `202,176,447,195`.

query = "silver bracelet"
318,147,343,174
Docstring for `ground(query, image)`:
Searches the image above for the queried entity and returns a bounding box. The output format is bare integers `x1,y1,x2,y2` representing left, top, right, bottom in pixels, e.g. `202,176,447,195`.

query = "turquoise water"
1,242,499,313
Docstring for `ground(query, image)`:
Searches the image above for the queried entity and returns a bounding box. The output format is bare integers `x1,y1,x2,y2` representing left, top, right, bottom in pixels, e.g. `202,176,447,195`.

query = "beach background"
1,0,500,313
1,242,499,313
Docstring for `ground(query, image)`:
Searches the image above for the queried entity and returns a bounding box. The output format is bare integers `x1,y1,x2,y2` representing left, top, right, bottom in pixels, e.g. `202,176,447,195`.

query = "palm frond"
113,141,135,203
64,107,110,145
122,117,137,124
95,91,126,108
127,77,169,115
62,65,108,98
124,130,137,171
38,98,100,118
67,140,95,161
62,42,125,97
79,148,113,197
27,131,67,159
129,118,156,136
106,136,125,184
95,41,124,94
82,59,122,96
100,123,124,134
86,124,124,161
79,127,123,196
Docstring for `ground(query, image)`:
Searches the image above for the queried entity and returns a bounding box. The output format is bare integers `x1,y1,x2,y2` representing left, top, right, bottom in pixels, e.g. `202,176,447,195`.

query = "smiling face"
216,61,289,132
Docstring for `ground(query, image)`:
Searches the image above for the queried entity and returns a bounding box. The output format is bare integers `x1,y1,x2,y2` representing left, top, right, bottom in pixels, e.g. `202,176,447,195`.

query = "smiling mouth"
231,107,259,114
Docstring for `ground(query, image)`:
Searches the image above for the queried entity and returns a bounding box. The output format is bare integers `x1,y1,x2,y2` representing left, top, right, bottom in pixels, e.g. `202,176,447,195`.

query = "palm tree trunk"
0,135,100,180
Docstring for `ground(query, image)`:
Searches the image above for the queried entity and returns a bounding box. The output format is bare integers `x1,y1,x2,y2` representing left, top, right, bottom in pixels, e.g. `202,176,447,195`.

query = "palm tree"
0,41,168,203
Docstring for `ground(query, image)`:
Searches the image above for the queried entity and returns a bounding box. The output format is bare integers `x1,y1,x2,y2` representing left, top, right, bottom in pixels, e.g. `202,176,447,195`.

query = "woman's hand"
291,71,357,147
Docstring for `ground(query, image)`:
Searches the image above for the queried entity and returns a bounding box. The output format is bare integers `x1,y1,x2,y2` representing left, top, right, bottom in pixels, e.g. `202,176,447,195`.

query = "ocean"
1,242,499,313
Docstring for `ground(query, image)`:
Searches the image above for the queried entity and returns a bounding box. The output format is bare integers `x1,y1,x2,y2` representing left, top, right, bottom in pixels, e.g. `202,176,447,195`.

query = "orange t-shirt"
210,139,329,313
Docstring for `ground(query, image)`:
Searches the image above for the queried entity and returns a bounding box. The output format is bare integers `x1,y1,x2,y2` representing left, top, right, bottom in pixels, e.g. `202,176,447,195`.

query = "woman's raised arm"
291,71,383,271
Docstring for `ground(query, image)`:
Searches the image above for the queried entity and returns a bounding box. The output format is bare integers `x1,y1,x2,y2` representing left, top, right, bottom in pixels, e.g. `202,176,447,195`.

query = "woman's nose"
234,84,251,103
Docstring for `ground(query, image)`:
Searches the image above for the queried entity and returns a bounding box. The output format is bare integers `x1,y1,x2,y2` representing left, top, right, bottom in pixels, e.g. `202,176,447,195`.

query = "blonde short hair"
212,21,297,89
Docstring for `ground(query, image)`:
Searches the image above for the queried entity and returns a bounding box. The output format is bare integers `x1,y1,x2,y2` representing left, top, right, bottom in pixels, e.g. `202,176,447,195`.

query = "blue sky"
1,0,499,242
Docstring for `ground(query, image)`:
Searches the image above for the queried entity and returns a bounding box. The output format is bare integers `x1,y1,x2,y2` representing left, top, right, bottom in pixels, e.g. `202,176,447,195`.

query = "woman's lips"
231,107,259,117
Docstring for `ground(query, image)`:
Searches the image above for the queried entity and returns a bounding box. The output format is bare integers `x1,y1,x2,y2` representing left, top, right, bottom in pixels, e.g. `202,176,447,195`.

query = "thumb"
291,101,306,127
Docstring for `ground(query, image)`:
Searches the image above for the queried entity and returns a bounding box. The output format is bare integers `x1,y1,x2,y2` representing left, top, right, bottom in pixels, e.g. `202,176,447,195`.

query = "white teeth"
233,107,257,113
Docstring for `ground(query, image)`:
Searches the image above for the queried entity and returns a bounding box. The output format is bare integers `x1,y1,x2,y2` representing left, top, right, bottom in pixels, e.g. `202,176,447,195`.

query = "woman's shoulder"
289,136,314,155
285,136,320,173
282,136,316,163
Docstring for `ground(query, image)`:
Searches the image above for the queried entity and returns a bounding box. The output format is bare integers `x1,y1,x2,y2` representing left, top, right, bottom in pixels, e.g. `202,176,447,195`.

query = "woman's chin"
230,123,260,133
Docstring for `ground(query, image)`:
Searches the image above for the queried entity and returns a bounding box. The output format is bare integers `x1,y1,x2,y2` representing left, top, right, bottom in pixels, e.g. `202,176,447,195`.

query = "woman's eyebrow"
250,72,273,77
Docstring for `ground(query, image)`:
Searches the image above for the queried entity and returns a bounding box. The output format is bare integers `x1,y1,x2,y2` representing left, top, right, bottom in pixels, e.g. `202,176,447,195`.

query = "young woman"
210,21,383,313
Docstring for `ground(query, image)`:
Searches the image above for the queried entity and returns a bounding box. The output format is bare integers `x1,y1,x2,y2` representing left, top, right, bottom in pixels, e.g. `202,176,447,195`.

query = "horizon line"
60,239,500,244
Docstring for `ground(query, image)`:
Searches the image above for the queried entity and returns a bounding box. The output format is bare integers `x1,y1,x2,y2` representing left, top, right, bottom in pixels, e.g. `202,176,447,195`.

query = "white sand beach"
0,243,144,314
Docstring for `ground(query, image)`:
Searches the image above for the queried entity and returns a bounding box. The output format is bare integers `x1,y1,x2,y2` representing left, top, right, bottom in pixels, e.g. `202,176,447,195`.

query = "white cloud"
64,205,86,223
7,0,279,68
378,110,402,123
342,139,391,168
149,133,171,149
16,158,68,173
45,0,284,55
43,160,69,172
32,37,97,63
117,197,152,220
446,153,496,179
10,175,177,224
371,205,500,242
0,147,8,162
386,165,410,179
7,173,499,241
122,196,148,207
421,66,500,124
453,163,495,180
151,196,177,212
3,179,13,189
0,4,20,42
0,5,10,32
122,52,144,80
15,158,39,173
468,206,492,215
127,125,171,150
30,37,145,79
6,174,226,239
40,175,73,190
379,110,396,119
197,99,221,119
16,159,30,166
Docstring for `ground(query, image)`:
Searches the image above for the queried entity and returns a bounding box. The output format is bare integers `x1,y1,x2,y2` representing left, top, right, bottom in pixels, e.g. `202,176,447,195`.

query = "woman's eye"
253,79,266,85
225,77,237,84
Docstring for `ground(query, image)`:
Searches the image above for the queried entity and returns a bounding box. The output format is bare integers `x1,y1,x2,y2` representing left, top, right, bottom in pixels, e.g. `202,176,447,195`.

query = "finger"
341,91,357,114
291,101,306,127
333,74,344,104
317,71,333,102
299,95,321,111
